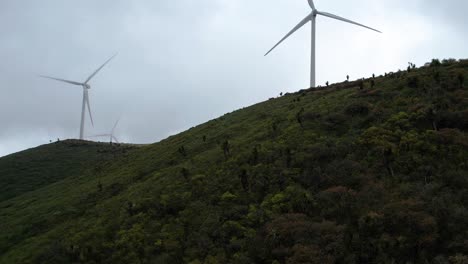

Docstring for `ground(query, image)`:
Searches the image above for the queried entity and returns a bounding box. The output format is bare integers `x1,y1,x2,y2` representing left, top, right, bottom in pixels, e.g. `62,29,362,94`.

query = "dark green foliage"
0,140,135,201
431,59,441,67
407,76,419,88
177,146,187,157
239,169,249,191
442,58,457,65
458,72,465,88
271,120,279,134
322,112,347,132
180,167,190,180
436,110,468,131
345,102,369,117
433,70,441,83
1,60,468,264
249,147,259,165
296,108,304,128
222,140,231,159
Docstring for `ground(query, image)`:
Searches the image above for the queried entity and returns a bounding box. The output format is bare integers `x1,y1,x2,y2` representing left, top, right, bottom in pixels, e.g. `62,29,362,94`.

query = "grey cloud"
0,0,466,156
421,0,468,31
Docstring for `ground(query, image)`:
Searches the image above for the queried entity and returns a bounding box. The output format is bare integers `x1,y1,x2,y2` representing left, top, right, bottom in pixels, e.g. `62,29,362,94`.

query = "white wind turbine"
40,54,117,140
265,0,381,88
90,118,121,144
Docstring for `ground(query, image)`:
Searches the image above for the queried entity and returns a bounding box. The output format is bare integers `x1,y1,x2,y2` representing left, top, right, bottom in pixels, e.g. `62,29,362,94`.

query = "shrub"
442,58,457,65
457,73,465,88
407,76,419,88
296,108,305,128
345,102,370,117
302,110,321,121
436,110,468,131
322,113,347,131
430,59,441,67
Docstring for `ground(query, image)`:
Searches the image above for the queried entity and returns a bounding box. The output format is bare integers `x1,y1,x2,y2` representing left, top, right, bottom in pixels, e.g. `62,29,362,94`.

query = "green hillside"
1,59,467,264
0,140,137,201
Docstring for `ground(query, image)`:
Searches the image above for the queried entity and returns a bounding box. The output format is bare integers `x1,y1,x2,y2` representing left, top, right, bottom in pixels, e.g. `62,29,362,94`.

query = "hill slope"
0,140,136,201
1,59,467,263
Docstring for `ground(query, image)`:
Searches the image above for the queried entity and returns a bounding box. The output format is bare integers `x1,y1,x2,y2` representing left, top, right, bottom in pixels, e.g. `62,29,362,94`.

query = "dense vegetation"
0,140,136,201
1,59,467,263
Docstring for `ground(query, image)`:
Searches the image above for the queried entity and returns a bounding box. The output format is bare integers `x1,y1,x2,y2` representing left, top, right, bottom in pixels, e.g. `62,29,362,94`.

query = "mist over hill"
1,59,467,263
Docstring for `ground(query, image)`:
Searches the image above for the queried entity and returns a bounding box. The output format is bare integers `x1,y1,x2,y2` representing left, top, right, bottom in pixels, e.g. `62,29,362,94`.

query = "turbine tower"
265,0,381,88
40,54,117,140
90,118,121,144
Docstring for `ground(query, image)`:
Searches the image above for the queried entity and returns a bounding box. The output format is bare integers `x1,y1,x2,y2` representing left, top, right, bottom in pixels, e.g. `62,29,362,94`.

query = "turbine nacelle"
83,84,91,90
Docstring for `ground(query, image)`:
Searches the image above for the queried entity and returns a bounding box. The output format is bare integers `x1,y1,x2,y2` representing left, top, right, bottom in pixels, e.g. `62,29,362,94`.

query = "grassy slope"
1,60,467,263
0,140,136,201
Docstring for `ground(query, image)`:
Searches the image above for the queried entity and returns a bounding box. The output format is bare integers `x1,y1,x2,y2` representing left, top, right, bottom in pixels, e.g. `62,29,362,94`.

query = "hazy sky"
0,0,466,157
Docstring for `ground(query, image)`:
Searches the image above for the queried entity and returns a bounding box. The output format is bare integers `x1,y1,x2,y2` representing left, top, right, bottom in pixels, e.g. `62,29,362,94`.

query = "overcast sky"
0,0,466,157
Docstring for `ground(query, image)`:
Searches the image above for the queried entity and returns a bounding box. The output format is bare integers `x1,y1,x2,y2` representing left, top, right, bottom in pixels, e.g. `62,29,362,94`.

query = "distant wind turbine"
90,118,121,144
40,54,117,140
265,0,381,88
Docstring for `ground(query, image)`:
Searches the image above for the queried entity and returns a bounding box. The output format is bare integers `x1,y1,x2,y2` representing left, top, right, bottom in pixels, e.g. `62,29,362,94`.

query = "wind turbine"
40,54,117,140
265,0,381,88
90,118,121,144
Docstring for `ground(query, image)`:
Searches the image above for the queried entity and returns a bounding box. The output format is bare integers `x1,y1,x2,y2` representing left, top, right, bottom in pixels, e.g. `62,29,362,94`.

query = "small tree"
458,73,465,88
202,135,207,142
359,80,364,90
296,108,305,128
407,76,419,88
372,73,375,79
326,81,329,87
178,146,187,157
250,147,259,165
433,71,441,83
430,59,441,67
285,148,292,168
346,75,350,82
239,169,249,191
222,140,230,159
181,168,190,180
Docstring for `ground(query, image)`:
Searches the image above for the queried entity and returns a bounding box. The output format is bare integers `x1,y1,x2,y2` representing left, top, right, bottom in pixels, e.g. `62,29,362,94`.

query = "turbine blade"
317,11,381,33
39,75,83,86
89,134,111,137
85,91,94,127
112,136,119,143
84,53,118,84
112,118,121,133
265,13,313,56
308,0,315,10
